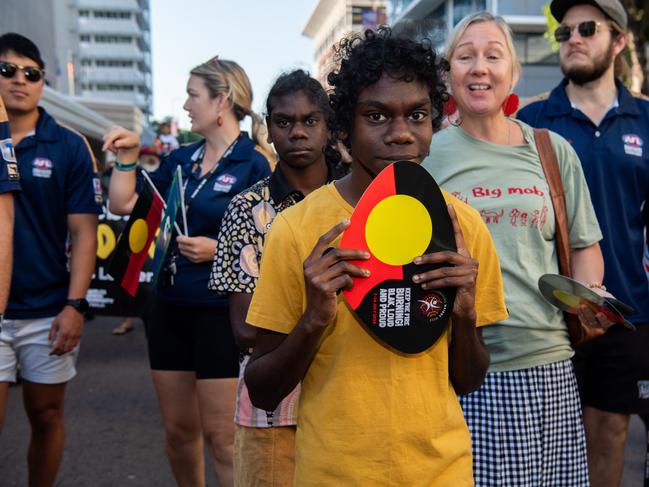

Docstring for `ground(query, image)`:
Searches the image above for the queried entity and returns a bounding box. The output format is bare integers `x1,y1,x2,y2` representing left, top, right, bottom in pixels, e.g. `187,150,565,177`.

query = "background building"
303,0,388,86
0,0,154,158
389,0,562,96
55,0,153,120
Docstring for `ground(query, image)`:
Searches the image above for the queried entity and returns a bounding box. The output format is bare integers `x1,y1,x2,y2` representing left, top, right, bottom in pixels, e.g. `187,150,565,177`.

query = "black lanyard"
182,138,238,214
165,138,239,283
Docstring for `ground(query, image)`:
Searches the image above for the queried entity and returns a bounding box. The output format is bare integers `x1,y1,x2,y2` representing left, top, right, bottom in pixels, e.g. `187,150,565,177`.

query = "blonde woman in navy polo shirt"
104,57,271,487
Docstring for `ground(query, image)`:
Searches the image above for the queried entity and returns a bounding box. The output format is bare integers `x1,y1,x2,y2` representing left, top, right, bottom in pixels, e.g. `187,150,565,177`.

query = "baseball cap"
550,0,628,31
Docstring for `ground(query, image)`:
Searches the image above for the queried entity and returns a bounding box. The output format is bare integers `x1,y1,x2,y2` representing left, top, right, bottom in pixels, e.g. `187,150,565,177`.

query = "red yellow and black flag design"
340,161,456,354
108,182,164,297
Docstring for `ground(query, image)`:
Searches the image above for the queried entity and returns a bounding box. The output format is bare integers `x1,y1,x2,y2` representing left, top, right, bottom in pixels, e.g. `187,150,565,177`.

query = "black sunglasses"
0,61,45,83
554,20,601,43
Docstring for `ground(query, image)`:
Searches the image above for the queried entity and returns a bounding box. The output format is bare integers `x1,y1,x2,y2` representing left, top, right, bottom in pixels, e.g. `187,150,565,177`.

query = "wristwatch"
66,298,89,314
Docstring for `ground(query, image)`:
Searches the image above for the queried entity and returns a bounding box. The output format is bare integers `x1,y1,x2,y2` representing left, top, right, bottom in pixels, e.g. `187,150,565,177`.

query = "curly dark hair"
265,69,341,166
327,26,449,149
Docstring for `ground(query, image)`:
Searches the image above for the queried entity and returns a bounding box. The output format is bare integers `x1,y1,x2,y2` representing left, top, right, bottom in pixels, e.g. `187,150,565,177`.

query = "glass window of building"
423,3,447,46
453,0,487,26
388,0,417,20
497,0,546,16
513,33,558,65
95,35,132,44
352,6,387,29
93,10,132,19
96,59,134,67
96,83,135,92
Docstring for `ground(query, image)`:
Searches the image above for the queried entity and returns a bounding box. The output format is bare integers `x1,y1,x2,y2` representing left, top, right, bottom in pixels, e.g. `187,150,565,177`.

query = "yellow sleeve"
246,212,306,334
456,204,508,327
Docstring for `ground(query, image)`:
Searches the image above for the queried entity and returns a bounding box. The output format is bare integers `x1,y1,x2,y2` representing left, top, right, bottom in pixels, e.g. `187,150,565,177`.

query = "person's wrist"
114,160,138,172
302,308,330,332
65,298,89,315
453,311,477,328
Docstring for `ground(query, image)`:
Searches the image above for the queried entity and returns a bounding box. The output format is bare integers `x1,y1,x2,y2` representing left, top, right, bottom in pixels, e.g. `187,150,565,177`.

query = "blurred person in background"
158,121,179,157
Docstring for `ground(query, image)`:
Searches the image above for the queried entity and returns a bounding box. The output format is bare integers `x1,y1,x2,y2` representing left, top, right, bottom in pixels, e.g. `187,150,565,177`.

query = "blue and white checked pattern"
460,360,589,486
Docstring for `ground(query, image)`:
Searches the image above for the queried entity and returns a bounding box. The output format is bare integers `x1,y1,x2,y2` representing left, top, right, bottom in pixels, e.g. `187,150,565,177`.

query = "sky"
151,0,318,129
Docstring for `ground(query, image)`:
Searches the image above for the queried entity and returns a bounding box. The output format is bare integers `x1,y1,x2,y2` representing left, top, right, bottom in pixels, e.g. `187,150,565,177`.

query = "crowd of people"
0,0,647,486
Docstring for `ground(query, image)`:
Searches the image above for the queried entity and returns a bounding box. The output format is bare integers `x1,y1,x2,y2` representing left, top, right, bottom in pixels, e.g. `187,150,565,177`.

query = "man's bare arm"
49,213,97,355
0,193,14,313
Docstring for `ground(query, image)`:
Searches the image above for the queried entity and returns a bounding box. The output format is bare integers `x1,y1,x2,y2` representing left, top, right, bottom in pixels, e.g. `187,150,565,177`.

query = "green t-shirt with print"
424,121,602,372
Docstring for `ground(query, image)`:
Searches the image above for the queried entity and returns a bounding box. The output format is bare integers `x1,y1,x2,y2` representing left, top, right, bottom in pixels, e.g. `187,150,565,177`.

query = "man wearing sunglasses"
0,33,101,486
518,1,649,486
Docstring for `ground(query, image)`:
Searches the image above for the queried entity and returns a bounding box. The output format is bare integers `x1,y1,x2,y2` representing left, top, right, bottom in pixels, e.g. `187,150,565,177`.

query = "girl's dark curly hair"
327,26,449,149
265,69,341,166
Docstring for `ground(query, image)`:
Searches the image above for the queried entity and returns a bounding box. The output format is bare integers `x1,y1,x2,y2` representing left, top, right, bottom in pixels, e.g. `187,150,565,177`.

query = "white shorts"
0,316,79,384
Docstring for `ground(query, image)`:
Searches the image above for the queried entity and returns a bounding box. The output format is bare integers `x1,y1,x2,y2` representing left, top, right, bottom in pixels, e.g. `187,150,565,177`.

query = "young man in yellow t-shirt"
244,27,508,486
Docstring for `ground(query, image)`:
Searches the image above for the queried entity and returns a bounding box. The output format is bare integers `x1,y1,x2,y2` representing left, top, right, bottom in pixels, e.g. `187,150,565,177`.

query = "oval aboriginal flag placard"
341,161,456,354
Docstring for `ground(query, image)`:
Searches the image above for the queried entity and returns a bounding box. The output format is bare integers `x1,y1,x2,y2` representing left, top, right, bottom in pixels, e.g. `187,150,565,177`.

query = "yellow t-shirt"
247,183,508,486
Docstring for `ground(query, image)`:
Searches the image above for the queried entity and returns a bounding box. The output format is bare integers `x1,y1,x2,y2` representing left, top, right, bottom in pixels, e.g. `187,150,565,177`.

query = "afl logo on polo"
32,158,53,178
623,134,643,146
623,134,643,157
213,173,237,193
418,291,447,321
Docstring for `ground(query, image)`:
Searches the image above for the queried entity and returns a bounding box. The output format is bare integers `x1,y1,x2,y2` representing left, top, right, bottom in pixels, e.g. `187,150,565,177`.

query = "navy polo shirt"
518,79,649,324
7,108,102,319
143,132,271,307
0,101,21,194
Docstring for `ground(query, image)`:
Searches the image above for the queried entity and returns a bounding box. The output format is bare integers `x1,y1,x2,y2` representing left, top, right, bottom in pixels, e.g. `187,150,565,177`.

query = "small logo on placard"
32,158,53,178
0,138,16,162
418,291,447,320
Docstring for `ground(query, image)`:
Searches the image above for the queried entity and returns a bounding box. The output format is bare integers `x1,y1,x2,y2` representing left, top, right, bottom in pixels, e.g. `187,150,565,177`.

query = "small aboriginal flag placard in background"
538,274,636,330
341,161,456,354
108,181,164,297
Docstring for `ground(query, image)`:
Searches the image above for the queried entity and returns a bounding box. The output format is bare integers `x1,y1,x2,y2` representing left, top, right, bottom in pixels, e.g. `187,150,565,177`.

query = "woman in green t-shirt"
424,11,612,486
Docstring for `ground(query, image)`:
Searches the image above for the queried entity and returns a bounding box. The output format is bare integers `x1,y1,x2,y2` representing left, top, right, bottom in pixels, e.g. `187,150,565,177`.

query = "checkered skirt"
459,360,589,486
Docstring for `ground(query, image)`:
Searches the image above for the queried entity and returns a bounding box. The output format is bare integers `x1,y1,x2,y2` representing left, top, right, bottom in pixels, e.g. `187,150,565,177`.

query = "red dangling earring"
502,93,519,116
216,115,223,127
443,96,457,116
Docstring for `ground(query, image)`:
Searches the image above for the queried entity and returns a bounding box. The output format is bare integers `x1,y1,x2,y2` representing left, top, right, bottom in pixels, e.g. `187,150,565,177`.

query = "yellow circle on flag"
365,195,432,266
553,289,582,308
129,219,149,254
